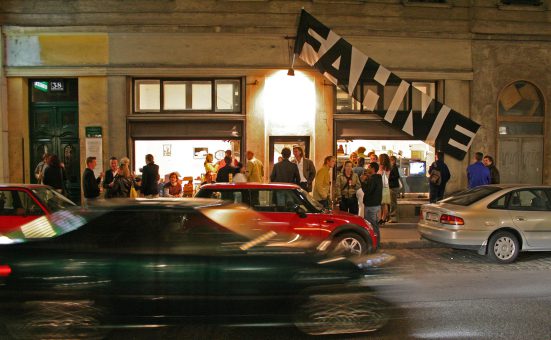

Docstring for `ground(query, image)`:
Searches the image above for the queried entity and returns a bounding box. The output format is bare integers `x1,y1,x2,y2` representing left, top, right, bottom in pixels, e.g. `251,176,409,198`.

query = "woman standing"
313,156,335,209
110,163,132,198
42,154,67,195
378,153,392,224
335,161,361,214
204,154,218,176
163,172,183,197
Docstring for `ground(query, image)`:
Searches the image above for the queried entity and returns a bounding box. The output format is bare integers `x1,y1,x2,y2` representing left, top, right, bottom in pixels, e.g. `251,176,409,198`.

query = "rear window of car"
443,186,502,206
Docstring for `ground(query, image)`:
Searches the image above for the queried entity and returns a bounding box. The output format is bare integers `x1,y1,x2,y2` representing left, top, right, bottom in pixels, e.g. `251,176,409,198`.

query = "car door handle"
323,220,334,223
514,217,525,221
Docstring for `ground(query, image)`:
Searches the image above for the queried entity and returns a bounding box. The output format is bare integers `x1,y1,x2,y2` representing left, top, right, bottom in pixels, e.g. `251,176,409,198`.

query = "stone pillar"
107,76,129,161
0,29,8,183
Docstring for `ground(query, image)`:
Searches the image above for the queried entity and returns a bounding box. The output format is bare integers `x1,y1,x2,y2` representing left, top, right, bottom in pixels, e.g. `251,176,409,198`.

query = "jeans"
429,184,446,203
365,205,381,249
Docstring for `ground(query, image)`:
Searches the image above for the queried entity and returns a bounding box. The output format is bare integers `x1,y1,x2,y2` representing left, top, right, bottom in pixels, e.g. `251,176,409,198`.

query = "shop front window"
134,78,242,113
336,139,435,195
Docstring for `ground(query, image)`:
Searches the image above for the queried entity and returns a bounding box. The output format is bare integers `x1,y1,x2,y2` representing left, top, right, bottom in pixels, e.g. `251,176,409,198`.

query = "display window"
336,139,435,195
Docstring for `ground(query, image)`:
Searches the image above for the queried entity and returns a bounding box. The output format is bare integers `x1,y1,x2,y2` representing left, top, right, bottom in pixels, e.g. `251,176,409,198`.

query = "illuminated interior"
336,139,435,194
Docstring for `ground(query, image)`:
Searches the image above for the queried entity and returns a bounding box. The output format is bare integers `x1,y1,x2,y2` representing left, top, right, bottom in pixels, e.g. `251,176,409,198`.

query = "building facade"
1,0,550,201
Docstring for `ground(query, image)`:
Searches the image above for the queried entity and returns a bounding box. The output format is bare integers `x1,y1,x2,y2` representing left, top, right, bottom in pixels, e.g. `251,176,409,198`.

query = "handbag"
130,184,138,198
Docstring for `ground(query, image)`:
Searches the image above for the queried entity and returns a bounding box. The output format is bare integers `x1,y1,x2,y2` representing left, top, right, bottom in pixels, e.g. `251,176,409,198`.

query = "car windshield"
297,188,324,212
442,186,502,206
32,187,77,212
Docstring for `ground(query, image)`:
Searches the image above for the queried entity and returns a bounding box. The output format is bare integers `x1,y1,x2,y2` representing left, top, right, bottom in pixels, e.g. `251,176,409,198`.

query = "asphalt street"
107,248,551,340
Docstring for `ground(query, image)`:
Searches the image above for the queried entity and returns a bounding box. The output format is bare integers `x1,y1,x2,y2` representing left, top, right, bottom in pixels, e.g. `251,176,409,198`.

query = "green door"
30,102,80,204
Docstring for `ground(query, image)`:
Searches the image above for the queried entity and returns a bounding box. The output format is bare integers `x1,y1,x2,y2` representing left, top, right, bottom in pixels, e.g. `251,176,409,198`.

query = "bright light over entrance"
264,70,316,135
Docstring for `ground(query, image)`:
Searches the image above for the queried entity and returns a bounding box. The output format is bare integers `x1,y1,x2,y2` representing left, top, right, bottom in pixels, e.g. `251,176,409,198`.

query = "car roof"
0,184,50,189
490,184,551,190
84,197,228,210
199,182,301,190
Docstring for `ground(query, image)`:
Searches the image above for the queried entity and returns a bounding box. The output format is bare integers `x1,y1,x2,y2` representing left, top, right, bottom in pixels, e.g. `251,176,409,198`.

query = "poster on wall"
193,147,208,159
292,10,480,160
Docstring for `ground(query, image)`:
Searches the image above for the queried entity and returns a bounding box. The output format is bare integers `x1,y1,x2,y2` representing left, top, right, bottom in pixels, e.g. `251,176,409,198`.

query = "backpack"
429,168,442,186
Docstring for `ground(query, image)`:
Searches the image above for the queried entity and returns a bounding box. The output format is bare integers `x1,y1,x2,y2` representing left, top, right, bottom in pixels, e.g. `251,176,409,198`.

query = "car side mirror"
293,204,307,218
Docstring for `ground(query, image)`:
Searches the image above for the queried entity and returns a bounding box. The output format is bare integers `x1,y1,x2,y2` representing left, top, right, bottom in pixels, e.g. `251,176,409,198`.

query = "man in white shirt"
292,146,316,192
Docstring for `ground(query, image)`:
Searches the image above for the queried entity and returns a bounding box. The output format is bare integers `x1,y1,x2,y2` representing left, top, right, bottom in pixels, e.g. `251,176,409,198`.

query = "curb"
380,239,446,249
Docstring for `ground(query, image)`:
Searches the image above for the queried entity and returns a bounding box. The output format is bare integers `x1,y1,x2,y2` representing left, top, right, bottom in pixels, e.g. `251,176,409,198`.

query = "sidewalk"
379,218,443,249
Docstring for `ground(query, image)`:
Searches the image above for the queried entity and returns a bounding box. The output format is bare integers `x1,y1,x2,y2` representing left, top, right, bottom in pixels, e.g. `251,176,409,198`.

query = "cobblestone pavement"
378,247,551,274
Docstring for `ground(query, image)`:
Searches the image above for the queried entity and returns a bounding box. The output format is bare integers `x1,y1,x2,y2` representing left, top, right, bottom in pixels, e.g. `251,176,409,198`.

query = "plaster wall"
7,78,29,183
471,40,551,183
78,77,109,181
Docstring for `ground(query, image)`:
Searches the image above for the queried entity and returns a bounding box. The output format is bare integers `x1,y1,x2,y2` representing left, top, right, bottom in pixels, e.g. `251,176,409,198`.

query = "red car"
0,184,77,234
196,183,377,255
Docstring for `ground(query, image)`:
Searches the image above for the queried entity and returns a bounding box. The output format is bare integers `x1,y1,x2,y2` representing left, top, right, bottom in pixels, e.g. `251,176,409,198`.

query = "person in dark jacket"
216,156,237,182
428,151,451,203
270,147,300,184
361,162,382,249
140,154,160,198
109,163,132,198
388,156,401,223
42,154,66,194
82,156,103,200
103,157,118,198
483,155,500,184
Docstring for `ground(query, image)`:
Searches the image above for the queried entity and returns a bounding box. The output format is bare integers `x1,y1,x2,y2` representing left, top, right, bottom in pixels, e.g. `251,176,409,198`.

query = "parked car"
0,199,390,338
195,183,377,255
0,184,76,234
418,184,551,263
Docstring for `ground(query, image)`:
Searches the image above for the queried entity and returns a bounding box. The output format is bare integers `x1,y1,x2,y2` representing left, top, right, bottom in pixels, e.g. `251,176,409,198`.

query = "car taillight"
440,214,464,225
0,264,11,277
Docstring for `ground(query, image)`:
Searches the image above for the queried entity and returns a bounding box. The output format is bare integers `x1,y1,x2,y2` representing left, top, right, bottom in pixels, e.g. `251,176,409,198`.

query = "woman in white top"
233,163,248,183
378,153,392,224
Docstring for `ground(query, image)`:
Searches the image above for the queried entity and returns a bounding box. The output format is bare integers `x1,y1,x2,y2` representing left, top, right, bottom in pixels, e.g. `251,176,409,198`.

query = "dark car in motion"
0,199,389,338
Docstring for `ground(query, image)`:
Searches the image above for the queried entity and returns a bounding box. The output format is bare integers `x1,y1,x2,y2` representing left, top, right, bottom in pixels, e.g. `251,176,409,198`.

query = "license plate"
426,212,439,221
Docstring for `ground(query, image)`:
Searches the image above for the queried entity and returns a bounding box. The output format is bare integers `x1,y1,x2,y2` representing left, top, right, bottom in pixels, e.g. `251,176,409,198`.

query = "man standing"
361,162,382,249
388,156,401,222
82,156,103,201
292,146,316,192
103,157,118,198
313,156,335,208
483,155,500,184
270,147,300,184
428,151,451,203
246,150,264,183
141,154,160,198
467,152,490,189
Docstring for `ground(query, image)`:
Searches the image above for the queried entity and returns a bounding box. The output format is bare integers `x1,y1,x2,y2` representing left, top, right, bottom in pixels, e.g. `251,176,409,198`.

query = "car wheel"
295,292,390,335
331,233,367,257
7,300,107,340
487,231,519,264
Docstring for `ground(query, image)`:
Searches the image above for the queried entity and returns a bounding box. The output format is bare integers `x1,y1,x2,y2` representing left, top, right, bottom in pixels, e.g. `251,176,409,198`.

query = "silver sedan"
417,185,551,263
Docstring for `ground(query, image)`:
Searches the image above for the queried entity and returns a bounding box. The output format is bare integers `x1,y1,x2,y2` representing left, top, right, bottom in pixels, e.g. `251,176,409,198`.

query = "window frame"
334,80,438,115
133,77,244,114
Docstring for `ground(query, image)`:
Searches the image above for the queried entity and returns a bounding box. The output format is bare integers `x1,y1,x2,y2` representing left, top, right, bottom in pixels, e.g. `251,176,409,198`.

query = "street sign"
33,81,48,93
85,126,102,138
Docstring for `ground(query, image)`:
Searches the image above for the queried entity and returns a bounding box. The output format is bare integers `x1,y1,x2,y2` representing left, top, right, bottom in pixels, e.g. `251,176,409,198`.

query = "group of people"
428,150,500,203
203,150,264,184
34,153,68,195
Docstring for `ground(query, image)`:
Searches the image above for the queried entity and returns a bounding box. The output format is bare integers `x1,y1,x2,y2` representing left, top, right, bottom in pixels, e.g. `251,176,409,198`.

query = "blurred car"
0,184,76,234
0,199,390,338
195,183,377,255
418,185,551,263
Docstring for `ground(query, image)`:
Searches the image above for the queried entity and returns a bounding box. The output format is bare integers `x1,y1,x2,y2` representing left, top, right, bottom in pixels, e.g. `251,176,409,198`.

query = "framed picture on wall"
194,147,208,159
163,144,172,157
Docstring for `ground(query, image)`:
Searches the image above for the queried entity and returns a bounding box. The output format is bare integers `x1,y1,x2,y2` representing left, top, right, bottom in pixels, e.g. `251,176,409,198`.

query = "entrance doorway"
29,79,80,203
498,137,543,184
268,136,311,174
